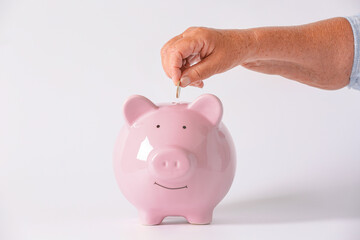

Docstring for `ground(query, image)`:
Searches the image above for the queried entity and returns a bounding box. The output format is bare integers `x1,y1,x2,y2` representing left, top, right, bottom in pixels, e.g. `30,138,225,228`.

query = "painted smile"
154,182,188,190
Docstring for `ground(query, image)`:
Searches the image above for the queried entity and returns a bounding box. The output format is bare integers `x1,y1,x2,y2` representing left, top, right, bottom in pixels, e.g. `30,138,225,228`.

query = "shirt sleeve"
345,14,360,90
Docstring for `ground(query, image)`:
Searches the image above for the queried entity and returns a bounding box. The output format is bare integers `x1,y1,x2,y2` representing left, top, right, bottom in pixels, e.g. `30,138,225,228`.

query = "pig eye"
156,125,160,128
182,125,186,129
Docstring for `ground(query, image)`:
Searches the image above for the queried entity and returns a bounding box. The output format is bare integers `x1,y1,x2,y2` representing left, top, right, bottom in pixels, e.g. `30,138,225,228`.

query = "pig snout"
148,147,195,181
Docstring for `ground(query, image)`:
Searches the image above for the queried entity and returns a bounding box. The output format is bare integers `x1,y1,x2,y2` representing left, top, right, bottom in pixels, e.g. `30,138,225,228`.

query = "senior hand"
160,27,256,88
161,18,354,90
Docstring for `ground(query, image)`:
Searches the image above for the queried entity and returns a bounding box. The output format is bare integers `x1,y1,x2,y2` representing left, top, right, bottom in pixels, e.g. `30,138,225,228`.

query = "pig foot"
139,211,164,225
186,210,213,225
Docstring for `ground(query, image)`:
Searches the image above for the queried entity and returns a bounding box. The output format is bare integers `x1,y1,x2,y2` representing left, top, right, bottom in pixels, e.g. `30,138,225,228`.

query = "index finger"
161,35,182,80
162,37,204,84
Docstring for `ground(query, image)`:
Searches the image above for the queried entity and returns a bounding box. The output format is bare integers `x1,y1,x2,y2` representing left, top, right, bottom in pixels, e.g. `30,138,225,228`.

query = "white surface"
1,0,360,239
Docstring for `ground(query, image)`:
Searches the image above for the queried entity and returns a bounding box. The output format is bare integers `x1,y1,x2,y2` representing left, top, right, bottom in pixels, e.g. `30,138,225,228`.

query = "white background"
1,0,360,239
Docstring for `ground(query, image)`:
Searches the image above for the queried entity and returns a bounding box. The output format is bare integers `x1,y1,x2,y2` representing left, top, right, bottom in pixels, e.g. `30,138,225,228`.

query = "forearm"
241,17,354,90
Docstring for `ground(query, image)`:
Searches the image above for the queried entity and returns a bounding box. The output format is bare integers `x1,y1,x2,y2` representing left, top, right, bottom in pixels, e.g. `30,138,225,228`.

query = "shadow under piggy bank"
212,184,360,225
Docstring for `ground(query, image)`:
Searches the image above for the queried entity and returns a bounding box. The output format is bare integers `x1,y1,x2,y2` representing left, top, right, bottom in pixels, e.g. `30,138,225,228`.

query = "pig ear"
188,94,223,126
123,95,158,126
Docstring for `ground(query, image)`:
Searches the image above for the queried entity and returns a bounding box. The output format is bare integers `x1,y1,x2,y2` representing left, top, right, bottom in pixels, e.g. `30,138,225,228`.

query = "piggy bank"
113,94,236,225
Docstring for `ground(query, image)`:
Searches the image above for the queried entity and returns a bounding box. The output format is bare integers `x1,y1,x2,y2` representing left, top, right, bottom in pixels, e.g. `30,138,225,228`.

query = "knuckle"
160,46,167,55
193,68,202,80
191,27,212,41
184,26,196,33
194,27,207,35
183,26,208,36
200,28,213,40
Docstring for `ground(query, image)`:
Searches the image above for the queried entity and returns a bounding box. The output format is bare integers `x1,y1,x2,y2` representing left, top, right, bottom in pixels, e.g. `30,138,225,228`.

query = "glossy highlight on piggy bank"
113,94,236,225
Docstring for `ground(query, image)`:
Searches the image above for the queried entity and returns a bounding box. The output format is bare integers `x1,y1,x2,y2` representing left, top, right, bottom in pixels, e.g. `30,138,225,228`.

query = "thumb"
179,56,217,87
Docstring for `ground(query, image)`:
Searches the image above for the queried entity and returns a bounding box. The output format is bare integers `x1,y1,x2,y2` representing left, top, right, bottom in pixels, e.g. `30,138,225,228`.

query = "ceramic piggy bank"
113,94,236,225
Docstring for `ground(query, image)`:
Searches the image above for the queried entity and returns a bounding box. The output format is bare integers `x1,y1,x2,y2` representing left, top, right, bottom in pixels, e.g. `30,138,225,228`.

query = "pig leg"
138,210,165,225
186,209,213,225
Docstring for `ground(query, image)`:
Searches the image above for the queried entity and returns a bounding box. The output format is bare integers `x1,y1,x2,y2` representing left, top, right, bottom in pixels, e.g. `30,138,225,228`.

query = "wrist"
229,29,260,66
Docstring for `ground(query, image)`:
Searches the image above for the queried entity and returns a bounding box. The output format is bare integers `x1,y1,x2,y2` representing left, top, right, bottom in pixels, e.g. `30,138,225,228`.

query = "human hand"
161,27,255,88
161,18,354,91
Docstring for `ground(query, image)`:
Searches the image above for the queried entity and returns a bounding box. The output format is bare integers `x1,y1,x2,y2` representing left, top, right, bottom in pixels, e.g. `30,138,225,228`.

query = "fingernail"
193,80,201,86
190,80,202,88
180,76,191,87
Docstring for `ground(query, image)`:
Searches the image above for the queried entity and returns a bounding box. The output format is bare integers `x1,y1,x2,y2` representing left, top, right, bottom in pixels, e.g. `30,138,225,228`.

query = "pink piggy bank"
113,94,236,225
